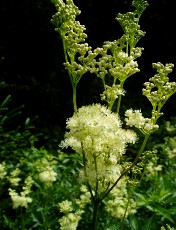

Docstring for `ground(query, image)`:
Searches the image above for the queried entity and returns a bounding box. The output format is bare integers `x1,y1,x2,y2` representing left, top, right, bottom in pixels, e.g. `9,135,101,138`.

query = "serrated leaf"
153,205,174,223
106,225,120,230
135,192,148,202
159,191,173,203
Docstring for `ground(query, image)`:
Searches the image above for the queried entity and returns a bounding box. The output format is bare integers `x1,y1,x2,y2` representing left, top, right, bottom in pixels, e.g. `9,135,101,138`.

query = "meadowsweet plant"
51,0,176,229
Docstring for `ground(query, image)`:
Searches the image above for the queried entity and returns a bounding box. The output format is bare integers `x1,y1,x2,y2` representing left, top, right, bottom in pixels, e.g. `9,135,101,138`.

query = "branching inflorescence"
51,0,176,229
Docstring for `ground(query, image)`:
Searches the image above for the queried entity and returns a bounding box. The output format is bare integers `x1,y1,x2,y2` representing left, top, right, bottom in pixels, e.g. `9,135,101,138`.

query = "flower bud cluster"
51,0,81,35
89,36,142,84
116,11,146,49
51,0,104,87
143,62,176,109
101,84,125,109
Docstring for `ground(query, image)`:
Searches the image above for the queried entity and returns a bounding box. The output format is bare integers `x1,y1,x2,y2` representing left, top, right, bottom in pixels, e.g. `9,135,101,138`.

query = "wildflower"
125,109,159,134
9,188,32,209
38,167,57,186
60,104,137,194
75,184,91,209
8,176,33,209
59,211,83,230
8,168,21,186
58,200,73,213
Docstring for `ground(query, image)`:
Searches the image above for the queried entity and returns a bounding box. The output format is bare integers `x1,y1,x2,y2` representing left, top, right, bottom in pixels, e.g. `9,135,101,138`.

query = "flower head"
60,104,137,193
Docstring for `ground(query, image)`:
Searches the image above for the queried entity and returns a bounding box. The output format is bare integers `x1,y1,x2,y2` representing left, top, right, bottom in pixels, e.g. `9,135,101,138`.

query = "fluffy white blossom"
8,176,33,209
8,168,21,186
59,211,83,230
9,189,32,209
38,167,57,186
58,200,73,213
60,104,137,194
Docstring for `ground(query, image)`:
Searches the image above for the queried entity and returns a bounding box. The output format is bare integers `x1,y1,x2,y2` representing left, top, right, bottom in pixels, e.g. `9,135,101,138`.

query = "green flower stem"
120,187,133,230
62,38,68,63
100,133,150,201
62,37,78,112
92,199,100,230
116,81,124,114
72,84,77,112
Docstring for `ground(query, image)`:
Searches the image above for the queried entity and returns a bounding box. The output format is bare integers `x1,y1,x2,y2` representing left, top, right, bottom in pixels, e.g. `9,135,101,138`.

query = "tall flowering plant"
51,0,176,229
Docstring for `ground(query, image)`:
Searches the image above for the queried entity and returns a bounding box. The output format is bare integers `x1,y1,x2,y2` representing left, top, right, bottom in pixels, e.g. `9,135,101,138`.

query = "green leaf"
153,205,175,223
105,225,120,230
0,94,11,108
169,206,176,215
143,217,156,230
129,215,140,230
135,192,148,202
159,191,173,203
163,193,176,204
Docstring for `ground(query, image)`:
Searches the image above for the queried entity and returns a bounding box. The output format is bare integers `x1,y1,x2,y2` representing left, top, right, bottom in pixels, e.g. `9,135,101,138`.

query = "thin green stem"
72,84,77,112
62,37,78,112
116,81,124,114
92,199,100,230
120,187,133,230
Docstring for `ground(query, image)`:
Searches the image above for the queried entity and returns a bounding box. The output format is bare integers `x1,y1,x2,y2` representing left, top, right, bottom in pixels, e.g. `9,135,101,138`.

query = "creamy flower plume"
60,104,137,194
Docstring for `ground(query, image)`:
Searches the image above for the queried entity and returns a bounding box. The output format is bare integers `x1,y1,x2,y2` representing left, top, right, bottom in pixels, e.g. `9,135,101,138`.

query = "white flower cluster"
59,200,73,213
58,184,91,230
38,167,57,185
8,168,21,186
60,104,137,194
125,109,159,134
75,184,91,209
0,162,7,179
106,177,136,219
59,211,83,230
8,176,33,209
36,158,57,186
